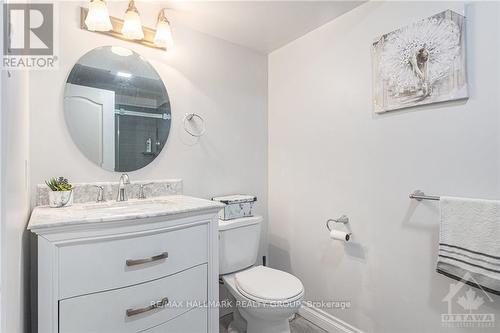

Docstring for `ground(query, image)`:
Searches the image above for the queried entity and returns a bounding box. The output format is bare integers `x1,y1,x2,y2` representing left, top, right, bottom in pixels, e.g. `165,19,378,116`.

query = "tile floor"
219,313,328,333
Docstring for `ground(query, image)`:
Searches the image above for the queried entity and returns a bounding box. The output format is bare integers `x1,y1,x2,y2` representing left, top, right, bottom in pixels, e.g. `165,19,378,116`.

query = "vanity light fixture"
81,3,171,51
154,9,174,49
84,0,112,31
122,0,144,40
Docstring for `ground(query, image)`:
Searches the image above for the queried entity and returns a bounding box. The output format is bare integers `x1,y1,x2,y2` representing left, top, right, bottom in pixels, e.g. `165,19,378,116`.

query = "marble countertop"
28,195,225,232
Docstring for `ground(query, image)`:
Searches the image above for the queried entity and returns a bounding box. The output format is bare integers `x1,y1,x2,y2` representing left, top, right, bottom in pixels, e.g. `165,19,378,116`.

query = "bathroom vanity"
28,44,225,332
28,195,224,332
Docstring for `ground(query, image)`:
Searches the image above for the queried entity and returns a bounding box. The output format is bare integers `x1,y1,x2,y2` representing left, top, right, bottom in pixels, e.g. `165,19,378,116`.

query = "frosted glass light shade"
122,7,144,40
85,0,112,31
154,20,174,49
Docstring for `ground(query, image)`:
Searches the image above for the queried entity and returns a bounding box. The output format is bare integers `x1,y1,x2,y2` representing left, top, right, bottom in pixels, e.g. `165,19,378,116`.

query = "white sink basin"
74,199,174,211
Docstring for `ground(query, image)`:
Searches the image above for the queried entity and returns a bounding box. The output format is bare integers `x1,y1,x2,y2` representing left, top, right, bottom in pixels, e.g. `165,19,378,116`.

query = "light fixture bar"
80,7,167,50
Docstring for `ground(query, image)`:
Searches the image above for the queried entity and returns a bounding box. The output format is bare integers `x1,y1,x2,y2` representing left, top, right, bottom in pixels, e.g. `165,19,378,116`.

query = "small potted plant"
45,177,74,208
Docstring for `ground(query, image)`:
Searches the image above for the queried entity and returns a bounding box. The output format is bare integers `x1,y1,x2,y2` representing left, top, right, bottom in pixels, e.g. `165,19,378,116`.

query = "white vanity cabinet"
28,196,224,333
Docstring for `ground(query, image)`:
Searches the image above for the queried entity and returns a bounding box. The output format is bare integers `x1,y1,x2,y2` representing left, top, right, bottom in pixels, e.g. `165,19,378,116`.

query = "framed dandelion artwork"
372,10,468,113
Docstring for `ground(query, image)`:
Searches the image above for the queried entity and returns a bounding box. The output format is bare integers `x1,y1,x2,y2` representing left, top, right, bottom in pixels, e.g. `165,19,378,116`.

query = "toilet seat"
234,266,304,304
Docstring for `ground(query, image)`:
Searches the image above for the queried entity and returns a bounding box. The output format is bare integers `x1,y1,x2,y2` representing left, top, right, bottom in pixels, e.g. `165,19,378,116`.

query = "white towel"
437,196,500,295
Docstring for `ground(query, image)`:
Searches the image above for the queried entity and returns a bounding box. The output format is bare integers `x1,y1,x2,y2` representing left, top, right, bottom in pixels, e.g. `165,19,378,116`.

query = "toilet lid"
235,266,304,302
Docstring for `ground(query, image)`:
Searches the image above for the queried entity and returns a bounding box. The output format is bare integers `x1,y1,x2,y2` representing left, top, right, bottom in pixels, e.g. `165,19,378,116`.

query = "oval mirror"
64,46,171,172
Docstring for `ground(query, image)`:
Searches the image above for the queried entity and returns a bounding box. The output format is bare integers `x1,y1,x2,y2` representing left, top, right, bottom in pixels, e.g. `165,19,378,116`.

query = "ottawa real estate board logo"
441,273,495,328
2,2,58,69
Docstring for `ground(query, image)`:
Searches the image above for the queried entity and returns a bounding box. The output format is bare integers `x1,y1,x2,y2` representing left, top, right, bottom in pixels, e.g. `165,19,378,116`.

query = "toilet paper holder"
326,215,349,231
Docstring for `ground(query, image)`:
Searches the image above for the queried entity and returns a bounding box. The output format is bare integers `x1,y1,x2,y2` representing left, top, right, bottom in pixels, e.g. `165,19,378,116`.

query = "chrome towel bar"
409,190,440,201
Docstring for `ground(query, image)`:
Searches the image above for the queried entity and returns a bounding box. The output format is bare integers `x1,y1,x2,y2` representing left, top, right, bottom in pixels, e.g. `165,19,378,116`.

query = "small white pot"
48,190,73,208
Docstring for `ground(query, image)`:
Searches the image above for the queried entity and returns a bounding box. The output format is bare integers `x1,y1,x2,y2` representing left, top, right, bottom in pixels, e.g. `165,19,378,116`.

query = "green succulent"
45,177,73,191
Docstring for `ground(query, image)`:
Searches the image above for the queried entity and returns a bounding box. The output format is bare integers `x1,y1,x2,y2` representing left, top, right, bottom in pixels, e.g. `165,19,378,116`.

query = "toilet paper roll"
330,230,351,242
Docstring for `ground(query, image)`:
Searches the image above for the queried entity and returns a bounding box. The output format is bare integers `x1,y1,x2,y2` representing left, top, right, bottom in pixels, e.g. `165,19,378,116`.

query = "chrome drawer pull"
126,297,169,317
126,252,168,266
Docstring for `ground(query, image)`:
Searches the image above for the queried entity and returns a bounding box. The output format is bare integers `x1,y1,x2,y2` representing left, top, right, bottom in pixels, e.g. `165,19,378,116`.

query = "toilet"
219,216,304,333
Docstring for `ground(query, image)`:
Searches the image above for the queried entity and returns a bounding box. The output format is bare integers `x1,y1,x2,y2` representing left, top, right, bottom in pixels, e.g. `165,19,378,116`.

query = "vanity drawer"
141,307,207,333
59,223,208,298
59,264,207,333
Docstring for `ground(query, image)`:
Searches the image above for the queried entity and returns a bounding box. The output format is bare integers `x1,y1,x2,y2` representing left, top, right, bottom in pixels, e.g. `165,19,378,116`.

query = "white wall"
29,1,268,254
1,69,31,333
1,2,3,327
1,3,31,332
268,1,500,332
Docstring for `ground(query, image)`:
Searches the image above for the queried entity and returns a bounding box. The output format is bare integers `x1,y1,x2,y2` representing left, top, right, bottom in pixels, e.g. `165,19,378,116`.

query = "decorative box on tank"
211,195,257,220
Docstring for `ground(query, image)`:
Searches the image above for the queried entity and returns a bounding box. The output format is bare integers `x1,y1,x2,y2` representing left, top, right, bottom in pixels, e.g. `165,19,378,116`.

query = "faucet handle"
120,173,130,185
94,185,105,202
138,183,154,199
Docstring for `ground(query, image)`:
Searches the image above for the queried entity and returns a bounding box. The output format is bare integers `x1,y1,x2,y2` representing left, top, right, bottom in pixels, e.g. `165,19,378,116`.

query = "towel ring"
183,113,206,137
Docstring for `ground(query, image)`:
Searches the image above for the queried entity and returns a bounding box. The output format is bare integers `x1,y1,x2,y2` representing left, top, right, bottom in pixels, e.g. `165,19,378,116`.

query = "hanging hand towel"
437,196,500,295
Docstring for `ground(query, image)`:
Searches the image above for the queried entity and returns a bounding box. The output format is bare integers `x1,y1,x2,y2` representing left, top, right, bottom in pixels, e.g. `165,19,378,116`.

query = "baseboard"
298,304,363,333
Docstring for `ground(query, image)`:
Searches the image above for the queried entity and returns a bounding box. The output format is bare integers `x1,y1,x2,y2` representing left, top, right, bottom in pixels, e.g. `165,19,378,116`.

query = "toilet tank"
219,216,262,275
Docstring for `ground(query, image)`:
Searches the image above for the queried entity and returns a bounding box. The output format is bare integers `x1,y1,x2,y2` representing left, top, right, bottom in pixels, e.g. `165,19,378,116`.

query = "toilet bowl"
223,266,304,333
219,216,304,333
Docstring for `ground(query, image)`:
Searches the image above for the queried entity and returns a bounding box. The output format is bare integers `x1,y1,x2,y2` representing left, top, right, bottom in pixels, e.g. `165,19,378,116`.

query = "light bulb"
121,0,144,40
154,12,174,49
85,0,112,32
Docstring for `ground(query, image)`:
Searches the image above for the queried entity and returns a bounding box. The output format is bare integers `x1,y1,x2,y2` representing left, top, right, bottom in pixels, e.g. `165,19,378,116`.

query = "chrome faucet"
116,173,130,202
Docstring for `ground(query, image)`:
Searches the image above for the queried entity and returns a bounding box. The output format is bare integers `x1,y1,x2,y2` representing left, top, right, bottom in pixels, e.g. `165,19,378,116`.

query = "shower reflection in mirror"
64,46,171,172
